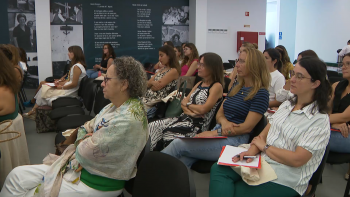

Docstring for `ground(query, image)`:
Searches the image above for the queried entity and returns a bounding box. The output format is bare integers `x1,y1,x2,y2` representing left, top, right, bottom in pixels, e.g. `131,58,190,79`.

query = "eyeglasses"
184,48,190,51
198,63,205,68
341,62,350,68
104,76,118,84
289,70,312,81
237,59,245,64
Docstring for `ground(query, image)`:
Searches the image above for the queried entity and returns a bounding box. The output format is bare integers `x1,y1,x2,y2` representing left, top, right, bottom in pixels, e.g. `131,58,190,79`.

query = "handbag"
176,76,196,90
35,106,57,133
165,80,187,118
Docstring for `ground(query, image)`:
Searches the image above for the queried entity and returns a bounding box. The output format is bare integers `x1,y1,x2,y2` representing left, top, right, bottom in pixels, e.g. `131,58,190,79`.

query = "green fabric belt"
80,168,125,191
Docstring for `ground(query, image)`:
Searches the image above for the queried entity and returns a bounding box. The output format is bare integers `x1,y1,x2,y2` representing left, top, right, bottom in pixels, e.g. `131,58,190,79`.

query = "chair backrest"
132,152,196,197
77,76,88,97
223,77,232,93
327,70,339,77
136,137,151,167
93,88,111,115
223,62,234,70
248,116,267,143
208,100,223,130
307,145,330,196
82,80,97,112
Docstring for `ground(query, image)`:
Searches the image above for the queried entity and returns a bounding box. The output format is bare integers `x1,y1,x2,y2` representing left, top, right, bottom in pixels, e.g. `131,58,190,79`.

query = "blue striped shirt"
223,87,269,124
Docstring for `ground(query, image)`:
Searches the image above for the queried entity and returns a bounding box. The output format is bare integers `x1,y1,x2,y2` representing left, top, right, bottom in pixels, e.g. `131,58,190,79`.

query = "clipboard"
217,145,261,169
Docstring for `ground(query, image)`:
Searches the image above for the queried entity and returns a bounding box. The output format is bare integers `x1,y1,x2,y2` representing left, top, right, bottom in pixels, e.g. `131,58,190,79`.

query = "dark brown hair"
0,44,13,61
275,45,291,64
181,43,199,68
68,45,86,68
18,47,27,63
175,46,183,60
6,44,20,66
298,50,318,58
102,43,116,60
163,41,174,48
0,51,20,94
159,45,181,75
199,53,224,86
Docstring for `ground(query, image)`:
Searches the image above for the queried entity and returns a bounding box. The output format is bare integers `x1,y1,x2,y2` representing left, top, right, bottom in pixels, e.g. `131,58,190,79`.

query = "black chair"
131,152,196,197
300,145,330,197
51,76,90,109
223,77,232,94
223,62,234,70
327,70,340,78
191,116,267,173
329,76,343,84
50,80,97,121
92,88,111,115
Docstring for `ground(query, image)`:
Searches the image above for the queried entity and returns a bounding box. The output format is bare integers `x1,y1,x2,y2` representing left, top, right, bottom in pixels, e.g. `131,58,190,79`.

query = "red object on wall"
259,32,265,35
237,31,258,52
245,12,249,16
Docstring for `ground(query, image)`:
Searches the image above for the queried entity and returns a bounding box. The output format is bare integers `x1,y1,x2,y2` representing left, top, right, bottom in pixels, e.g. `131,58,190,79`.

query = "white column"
35,0,52,82
189,0,207,55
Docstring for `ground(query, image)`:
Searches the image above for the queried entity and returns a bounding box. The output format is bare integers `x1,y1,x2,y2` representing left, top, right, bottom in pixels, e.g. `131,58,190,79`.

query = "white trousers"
0,165,123,197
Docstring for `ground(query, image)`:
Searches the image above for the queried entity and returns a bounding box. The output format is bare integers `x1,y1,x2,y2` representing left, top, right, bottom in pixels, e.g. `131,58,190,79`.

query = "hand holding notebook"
218,145,261,168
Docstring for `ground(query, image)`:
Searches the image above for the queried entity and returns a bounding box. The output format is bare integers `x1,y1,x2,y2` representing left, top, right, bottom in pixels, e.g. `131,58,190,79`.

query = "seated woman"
209,57,331,197
276,45,294,80
0,50,30,187
0,45,23,84
181,43,199,76
23,46,87,119
143,45,180,119
1,57,149,196
328,53,350,179
174,46,184,65
86,43,116,79
263,48,285,108
161,47,270,168
276,50,319,103
149,52,224,151
153,41,175,71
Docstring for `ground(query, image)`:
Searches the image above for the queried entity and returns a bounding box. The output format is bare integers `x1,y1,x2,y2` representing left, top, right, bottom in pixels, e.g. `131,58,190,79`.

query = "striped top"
223,87,269,124
264,100,330,195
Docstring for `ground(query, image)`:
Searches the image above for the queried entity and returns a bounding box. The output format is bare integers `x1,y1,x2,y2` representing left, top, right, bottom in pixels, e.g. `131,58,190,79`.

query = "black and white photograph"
51,25,84,62
8,0,35,12
162,6,189,25
50,2,83,25
8,12,37,52
162,26,189,46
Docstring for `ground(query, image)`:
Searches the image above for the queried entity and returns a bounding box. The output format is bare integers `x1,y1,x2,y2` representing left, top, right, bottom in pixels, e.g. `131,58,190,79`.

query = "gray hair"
113,56,147,98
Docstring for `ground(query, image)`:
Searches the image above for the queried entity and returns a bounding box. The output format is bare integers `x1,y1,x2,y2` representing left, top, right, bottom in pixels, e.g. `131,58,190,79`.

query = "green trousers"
209,163,300,197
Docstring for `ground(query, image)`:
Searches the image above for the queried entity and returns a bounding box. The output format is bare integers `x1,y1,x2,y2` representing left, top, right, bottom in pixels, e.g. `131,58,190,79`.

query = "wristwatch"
263,144,271,153
186,102,192,108
217,128,222,136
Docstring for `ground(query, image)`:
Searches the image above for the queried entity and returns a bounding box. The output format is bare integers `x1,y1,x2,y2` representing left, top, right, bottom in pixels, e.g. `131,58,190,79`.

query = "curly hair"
113,56,147,98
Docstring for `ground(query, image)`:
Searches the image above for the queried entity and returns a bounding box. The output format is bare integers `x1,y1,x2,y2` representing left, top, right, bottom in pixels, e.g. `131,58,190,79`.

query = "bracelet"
217,128,222,136
263,144,271,153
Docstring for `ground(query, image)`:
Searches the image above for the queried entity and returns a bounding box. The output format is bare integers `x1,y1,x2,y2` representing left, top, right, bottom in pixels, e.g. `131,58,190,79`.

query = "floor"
21,88,347,197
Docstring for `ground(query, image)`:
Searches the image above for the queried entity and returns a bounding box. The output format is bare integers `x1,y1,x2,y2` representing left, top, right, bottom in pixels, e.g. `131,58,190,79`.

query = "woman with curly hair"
275,45,294,80
1,56,149,197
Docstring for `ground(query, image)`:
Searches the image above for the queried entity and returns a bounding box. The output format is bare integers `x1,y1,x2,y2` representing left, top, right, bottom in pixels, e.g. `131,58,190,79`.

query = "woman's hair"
252,43,258,49
229,48,271,100
68,45,86,68
289,57,332,114
18,47,27,63
275,45,291,64
6,44,20,66
0,51,20,94
263,48,283,72
159,45,181,75
298,50,319,58
163,41,174,48
113,56,147,98
181,43,199,68
102,44,116,60
175,46,183,60
0,44,13,61
17,14,26,22
241,42,256,49
199,53,224,86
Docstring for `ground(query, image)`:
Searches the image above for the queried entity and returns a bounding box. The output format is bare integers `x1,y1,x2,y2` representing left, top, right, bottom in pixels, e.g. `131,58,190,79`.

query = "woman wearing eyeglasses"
149,52,224,151
1,57,149,197
210,57,331,197
328,53,350,180
23,46,87,119
161,48,270,168
86,43,116,79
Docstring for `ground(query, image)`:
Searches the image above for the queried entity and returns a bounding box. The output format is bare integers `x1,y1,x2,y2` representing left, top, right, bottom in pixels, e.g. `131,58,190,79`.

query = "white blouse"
263,100,330,195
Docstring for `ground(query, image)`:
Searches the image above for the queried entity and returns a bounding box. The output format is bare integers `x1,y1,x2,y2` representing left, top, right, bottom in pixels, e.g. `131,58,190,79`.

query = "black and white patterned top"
187,82,223,131
143,68,177,105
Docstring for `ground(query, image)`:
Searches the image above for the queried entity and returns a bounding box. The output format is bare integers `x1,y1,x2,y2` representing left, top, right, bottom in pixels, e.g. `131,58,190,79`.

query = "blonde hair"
228,48,270,100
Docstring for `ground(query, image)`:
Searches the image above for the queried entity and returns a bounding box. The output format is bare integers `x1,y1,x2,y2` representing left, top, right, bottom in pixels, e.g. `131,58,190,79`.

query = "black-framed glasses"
341,62,350,68
104,76,118,83
289,70,312,81
198,63,205,68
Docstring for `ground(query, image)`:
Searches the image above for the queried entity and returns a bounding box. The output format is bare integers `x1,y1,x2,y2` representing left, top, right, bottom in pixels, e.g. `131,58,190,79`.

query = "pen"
234,155,257,159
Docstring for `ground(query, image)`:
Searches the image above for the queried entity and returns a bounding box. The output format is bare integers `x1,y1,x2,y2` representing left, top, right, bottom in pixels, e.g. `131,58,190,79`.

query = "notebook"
174,135,227,139
218,145,261,169
45,83,56,87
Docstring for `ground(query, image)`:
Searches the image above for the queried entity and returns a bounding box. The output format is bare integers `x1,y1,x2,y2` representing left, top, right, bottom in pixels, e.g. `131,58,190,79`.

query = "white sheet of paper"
45,83,56,87
218,145,260,168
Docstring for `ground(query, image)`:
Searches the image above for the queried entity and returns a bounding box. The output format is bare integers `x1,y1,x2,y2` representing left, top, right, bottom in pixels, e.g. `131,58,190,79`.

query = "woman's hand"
251,135,266,151
221,120,239,135
56,85,63,89
195,130,216,137
332,123,350,138
232,150,257,163
151,81,162,91
75,164,83,172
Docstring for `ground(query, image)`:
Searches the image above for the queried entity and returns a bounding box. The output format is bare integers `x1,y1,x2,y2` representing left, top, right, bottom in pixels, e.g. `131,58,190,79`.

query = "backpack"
35,106,57,133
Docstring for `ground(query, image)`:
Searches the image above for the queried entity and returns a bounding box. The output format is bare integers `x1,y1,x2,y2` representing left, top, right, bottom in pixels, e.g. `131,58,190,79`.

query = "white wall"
266,1,278,48
206,0,266,62
188,0,207,55
278,0,297,61
35,0,52,82
294,0,350,63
